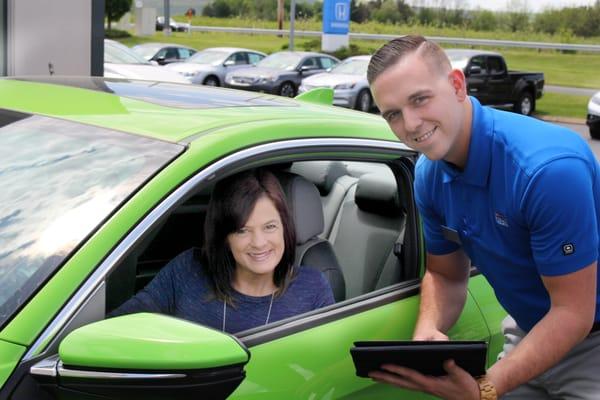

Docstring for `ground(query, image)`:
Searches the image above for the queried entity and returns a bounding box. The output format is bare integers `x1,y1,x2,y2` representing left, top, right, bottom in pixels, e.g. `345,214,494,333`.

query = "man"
367,35,600,400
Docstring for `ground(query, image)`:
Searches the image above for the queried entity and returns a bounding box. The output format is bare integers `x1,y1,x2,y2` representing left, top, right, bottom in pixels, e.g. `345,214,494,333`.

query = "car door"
297,57,323,83
485,55,512,105
464,55,490,104
2,137,502,400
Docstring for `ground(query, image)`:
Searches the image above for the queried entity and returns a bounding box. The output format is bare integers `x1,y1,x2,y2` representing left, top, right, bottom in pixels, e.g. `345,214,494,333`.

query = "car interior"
105,158,420,334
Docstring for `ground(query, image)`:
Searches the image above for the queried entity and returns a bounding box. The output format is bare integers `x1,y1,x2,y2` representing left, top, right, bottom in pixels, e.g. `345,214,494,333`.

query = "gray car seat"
275,171,346,302
329,170,406,299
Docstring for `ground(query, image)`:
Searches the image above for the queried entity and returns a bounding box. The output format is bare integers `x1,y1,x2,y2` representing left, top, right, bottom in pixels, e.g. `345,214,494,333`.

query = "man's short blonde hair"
367,35,451,84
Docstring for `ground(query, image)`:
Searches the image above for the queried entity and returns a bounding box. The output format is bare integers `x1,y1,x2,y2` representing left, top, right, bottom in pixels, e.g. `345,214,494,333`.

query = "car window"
178,48,195,59
227,52,248,65
319,57,337,69
155,48,168,58
247,52,264,65
106,159,415,323
331,58,369,75
0,111,183,329
257,53,303,70
487,56,505,75
301,57,318,69
165,47,179,59
468,56,488,75
104,41,150,65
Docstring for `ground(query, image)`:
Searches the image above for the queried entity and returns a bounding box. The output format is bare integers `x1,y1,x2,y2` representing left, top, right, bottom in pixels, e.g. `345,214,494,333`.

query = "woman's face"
227,196,285,279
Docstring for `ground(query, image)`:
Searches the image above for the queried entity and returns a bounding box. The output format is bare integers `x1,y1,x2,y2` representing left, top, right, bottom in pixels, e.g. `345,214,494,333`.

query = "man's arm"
413,249,471,340
486,261,597,396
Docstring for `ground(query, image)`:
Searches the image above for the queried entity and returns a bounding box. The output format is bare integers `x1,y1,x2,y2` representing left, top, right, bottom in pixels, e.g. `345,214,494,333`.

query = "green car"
0,77,506,400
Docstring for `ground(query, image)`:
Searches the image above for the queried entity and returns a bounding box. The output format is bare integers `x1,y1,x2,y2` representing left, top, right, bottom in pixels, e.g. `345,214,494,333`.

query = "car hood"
230,67,287,78
302,73,365,88
166,63,217,73
104,63,190,84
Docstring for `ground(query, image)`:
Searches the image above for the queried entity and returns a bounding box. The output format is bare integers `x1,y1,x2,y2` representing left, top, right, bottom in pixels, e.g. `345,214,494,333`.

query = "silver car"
165,47,266,86
299,55,373,112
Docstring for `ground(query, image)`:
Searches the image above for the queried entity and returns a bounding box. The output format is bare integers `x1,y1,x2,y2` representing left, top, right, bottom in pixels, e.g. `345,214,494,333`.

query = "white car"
587,91,600,140
299,55,373,112
165,47,266,86
104,40,189,84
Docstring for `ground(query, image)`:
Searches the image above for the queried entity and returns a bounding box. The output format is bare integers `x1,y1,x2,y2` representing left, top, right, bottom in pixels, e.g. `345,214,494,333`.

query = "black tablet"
350,340,487,377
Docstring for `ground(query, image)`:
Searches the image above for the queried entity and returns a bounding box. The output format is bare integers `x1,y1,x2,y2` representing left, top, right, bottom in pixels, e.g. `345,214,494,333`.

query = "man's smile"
414,126,437,143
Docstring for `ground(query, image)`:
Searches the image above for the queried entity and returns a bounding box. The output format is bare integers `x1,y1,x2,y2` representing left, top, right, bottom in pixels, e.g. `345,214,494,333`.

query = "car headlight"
258,76,276,84
334,82,356,90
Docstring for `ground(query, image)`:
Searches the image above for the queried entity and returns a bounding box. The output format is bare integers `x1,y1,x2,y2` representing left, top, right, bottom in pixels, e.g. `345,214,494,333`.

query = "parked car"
446,49,544,116
224,51,340,97
131,43,197,65
155,16,189,32
166,47,266,86
299,55,373,112
0,76,505,400
104,39,189,83
587,91,600,140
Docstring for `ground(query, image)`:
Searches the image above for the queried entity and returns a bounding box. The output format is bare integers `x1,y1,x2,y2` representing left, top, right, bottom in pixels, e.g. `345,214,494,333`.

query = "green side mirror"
295,87,334,106
31,313,250,400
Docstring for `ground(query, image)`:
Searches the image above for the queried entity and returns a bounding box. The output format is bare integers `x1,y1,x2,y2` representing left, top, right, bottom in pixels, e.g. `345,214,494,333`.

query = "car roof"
133,42,194,49
444,49,502,57
1,76,395,145
201,47,265,54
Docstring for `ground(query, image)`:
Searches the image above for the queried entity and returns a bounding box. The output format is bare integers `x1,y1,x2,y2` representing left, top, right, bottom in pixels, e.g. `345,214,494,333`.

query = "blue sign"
322,0,350,35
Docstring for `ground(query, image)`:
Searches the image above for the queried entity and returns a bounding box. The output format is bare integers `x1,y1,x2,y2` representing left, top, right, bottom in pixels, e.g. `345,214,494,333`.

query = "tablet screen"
350,340,487,377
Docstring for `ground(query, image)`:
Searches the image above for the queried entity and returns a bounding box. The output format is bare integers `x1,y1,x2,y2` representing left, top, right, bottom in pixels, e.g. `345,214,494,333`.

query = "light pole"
164,0,171,36
289,0,296,51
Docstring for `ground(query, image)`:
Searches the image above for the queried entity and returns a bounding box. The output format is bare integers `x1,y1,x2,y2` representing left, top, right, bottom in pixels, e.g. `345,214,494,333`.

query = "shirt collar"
440,97,492,187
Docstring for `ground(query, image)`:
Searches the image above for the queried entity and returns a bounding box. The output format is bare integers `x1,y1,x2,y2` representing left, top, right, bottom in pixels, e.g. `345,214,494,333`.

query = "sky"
407,0,598,12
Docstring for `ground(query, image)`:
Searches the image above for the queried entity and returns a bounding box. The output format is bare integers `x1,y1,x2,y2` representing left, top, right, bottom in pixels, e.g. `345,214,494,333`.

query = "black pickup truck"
446,49,545,116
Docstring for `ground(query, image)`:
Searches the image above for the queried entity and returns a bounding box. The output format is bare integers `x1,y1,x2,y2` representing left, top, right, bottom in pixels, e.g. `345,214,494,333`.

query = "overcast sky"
407,0,597,12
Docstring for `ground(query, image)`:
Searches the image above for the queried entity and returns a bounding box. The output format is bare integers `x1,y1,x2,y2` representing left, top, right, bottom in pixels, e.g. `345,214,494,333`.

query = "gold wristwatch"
476,376,498,400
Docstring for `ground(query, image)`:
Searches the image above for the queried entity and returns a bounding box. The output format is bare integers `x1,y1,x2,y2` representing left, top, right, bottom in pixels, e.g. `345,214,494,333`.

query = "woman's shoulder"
162,248,205,278
293,265,329,287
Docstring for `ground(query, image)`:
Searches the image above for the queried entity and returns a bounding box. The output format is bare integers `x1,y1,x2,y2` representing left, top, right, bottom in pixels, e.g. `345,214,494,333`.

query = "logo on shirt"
494,212,509,227
562,243,575,256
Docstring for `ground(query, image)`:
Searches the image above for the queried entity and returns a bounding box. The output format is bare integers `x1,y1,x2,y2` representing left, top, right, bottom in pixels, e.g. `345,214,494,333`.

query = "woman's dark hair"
200,168,296,304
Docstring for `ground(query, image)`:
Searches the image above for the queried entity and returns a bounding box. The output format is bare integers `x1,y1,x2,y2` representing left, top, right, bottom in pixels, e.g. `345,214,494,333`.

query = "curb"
536,115,587,125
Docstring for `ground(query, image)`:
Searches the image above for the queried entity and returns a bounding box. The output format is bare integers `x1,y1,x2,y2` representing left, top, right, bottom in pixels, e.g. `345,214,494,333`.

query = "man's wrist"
476,376,498,400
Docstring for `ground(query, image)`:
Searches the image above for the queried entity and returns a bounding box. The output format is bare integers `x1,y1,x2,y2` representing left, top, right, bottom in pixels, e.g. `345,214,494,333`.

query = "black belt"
589,322,600,335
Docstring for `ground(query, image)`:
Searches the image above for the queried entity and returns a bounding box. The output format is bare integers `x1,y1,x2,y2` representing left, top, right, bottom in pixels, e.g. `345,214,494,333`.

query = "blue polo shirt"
415,97,600,332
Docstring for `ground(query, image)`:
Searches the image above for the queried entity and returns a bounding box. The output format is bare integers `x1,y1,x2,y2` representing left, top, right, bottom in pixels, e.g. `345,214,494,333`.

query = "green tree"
105,0,132,30
469,10,498,31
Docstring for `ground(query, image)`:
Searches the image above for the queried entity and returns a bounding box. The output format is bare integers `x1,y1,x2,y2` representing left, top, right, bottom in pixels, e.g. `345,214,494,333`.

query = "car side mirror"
223,60,236,67
30,313,250,400
155,56,167,65
468,65,482,75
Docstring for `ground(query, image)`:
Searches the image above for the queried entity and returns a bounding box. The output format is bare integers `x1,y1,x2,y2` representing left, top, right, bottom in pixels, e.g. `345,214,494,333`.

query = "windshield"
105,41,151,65
132,44,162,59
187,50,229,65
0,111,183,328
331,59,369,75
257,53,302,70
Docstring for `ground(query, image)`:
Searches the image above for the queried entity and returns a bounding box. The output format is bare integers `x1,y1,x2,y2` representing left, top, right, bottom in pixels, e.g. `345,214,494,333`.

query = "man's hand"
413,327,449,341
369,359,480,400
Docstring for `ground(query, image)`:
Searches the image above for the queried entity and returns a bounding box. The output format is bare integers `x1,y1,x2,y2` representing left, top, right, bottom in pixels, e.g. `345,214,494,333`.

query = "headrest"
275,172,325,245
355,172,402,216
290,161,348,195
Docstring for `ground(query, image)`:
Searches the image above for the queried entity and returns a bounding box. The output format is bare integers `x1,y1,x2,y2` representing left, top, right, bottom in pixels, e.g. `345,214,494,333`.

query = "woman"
111,168,335,333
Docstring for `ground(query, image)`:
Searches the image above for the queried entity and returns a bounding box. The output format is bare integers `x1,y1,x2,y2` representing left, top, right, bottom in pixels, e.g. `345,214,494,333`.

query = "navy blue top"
111,248,335,333
415,97,600,332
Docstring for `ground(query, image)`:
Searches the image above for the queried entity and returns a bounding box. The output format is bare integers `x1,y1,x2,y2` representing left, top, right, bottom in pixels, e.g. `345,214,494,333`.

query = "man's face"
371,51,469,165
